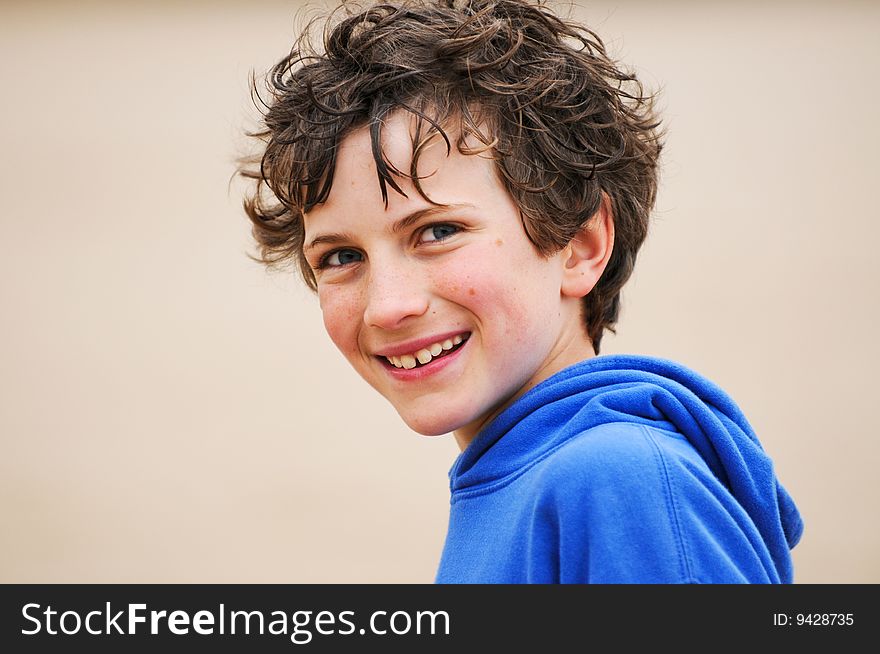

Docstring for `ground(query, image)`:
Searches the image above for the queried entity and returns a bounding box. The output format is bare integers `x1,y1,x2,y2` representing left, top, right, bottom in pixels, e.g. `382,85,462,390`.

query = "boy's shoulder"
526,419,751,543
527,422,772,582
531,421,713,501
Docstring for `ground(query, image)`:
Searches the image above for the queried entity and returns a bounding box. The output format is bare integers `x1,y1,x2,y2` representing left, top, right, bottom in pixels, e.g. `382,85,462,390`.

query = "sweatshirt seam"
639,424,694,583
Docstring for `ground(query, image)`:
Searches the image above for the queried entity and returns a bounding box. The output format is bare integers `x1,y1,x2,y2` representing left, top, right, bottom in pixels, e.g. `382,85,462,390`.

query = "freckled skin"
304,112,596,449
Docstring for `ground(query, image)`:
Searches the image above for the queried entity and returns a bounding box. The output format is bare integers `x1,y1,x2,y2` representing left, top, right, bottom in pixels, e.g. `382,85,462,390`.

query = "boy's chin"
395,409,465,438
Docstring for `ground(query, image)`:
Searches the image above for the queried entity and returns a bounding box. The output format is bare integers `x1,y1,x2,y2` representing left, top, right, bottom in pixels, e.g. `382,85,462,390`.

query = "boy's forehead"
338,110,453,178
302,109,525,247
315,111,493,214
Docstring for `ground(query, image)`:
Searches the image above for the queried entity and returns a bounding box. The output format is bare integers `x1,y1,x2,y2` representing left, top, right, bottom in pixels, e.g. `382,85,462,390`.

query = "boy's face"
303,111,593,447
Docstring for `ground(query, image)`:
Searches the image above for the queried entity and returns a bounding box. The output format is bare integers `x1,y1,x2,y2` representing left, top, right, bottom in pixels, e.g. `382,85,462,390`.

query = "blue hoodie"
435,355,803,583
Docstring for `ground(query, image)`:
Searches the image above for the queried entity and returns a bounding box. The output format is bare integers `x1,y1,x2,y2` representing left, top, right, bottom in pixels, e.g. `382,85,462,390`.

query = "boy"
240,0,803,582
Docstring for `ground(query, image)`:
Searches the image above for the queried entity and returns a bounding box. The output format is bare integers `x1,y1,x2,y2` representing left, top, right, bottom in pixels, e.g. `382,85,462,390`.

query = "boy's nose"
363,265,429,330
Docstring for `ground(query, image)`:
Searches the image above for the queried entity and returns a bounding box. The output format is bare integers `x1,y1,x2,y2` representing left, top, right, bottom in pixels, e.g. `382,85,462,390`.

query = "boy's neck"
453,336,597,452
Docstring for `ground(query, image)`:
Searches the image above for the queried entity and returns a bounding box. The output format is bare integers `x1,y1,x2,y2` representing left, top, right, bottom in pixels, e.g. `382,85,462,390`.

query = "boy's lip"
374,331,471,358
381,336,469,381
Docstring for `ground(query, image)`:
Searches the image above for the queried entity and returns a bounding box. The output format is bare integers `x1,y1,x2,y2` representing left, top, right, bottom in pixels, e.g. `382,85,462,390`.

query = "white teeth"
385,334,469,370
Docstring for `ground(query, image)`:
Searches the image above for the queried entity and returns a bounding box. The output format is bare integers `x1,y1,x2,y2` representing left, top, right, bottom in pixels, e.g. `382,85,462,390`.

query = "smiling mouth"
381,333,470,370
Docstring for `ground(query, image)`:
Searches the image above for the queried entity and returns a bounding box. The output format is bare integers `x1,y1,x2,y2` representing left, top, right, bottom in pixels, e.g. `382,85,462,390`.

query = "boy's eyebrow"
389,204,472,234
304,204,473,253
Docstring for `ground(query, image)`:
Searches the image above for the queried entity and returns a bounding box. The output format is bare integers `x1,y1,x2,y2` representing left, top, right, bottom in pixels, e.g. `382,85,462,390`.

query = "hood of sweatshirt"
449,354,803,581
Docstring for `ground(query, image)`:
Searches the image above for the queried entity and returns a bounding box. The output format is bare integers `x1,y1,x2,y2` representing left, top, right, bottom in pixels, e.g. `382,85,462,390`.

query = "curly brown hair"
240,0,662,354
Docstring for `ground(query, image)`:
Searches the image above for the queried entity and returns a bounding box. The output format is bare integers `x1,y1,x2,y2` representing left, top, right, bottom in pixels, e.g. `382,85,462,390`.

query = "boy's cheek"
428,251,499,301
429,258,533,324
318,289,362,354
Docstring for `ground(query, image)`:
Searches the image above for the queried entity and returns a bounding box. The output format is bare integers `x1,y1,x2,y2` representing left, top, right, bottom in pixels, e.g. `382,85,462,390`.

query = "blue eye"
321,248,363,268
420,224,459,243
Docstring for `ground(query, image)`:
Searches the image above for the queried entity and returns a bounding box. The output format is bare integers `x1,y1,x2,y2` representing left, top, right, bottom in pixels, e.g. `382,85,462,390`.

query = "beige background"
1,0,877,583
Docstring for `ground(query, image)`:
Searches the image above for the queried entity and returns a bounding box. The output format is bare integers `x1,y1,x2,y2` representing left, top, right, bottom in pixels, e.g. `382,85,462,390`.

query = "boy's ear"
560,193,615,299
